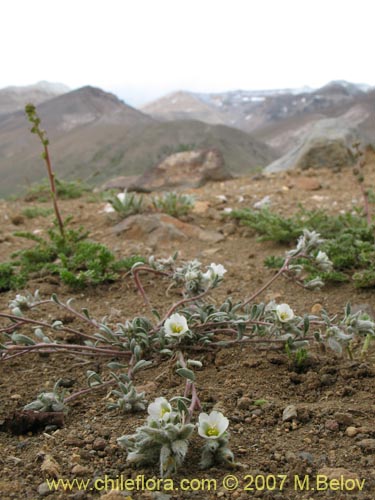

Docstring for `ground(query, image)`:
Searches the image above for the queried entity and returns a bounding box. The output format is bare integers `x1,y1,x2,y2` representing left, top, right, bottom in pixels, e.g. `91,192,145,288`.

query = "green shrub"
152,192,195,218
21,206,54,219
232,206,375,288
25,178,90,202
106,190,145,218
0,263,27,291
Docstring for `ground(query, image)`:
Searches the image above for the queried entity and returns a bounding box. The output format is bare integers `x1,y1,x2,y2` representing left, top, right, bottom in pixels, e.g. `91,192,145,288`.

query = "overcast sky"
2,0,374,106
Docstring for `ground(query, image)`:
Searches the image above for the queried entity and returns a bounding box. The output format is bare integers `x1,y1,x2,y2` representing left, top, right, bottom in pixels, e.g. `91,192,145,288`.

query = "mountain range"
142,81,374,154
0,80,373,196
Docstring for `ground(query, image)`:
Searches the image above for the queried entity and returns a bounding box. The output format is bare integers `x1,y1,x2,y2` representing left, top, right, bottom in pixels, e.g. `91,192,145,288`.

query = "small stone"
70,453,81,464
66,434,83,447
100,492,131,500
44,425,58,433
192,200,210,214
357,439,375,453
357,426,371,435
311,303,323,314
304,371,321,389
293,177,322,191
237,397,252,410
37,482,53,497
346,426,358,437
71,464,90,475
298,451,314,464
320,373,337,386
325,419,339,432
92,437,107,451
222,222,237,237
282,405,297,422
285,451,297,462
317,467,359,481
334,412,353,426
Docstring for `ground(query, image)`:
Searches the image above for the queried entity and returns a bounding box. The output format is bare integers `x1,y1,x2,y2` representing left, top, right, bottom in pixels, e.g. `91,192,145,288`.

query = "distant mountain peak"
2,81,70,94
0,81,70,115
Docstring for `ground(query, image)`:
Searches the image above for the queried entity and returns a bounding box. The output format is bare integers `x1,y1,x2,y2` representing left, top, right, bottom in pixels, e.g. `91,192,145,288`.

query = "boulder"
99,175,140,191
129,149,232,192
265,118,359,173
112,213,224,247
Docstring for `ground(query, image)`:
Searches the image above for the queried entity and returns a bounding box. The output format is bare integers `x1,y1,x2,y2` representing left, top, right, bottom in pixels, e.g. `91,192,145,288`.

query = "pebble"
298,451,314,464
71,464,90,475
222,222,237,236
311,303,323,314
285,450,297,462
325,419,339,432
357,438,375,452
100,492,131,500
70,453,81,464
37,482,52,497
317,467,359,481
237,397,252,410
93,438,107,451
282,404,297,422
333,412,353,426
320,373,337,386
345,426,358,437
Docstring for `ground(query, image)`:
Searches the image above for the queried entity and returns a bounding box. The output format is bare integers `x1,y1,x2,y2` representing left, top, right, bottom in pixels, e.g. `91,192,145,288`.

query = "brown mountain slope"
142,82,374,154
252,90,375,155
142,90,231,125
0,88,276,197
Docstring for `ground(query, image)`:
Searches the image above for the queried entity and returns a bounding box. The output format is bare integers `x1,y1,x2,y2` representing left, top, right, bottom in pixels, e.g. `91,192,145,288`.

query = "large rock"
265,118,359,173
130,149,232,192
112,213,224,247
99,175,140,191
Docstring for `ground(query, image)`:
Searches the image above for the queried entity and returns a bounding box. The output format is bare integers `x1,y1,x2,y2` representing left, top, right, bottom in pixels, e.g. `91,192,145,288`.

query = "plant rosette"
198,410,235,468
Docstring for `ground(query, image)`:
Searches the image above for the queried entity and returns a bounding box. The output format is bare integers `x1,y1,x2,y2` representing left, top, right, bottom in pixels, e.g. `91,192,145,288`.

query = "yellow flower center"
206,426,220,437
172,323,183,333
160,407,169,417
280,312,289,321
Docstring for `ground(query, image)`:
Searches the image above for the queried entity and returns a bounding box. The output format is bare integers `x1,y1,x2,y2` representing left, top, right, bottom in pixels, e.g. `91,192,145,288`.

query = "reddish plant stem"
52,300,99,328
64,379,114,403
242,256,292,308
3,342,130,356
159,289,211,327
177,351,202,422
41,140,65,238
0,313,98,343
132,267,169,307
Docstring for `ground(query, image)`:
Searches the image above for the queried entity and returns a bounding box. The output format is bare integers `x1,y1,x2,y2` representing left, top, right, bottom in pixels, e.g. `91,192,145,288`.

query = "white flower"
276,303,295,322
147,397,172,422
202,263,227,283
315,251,333,272
164,313,189,338
117,192,126,203
198,411,229,440
209,263,227,278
